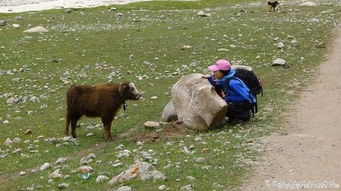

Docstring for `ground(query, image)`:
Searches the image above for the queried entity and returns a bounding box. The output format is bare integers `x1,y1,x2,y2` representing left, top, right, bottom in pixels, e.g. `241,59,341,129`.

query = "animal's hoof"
106,137,113,142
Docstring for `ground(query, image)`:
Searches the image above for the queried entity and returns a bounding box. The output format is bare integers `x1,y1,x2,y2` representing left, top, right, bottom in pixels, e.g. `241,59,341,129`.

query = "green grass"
0,0,340,190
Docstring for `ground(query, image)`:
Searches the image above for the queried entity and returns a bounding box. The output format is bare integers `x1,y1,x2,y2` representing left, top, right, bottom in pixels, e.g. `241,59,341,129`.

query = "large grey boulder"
161,100,178,122
164,73,227,130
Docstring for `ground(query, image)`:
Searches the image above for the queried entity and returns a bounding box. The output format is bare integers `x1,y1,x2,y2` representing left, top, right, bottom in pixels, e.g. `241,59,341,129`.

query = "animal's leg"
101,115,114,142
64,113,71,136
71,115,81,138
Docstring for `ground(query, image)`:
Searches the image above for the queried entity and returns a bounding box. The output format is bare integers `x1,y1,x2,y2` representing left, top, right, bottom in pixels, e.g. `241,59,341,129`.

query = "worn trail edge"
242,28,341,191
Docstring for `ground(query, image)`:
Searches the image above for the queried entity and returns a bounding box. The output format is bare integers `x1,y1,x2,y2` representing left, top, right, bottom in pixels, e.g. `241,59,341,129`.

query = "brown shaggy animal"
65,82,142,141
268,1,279,12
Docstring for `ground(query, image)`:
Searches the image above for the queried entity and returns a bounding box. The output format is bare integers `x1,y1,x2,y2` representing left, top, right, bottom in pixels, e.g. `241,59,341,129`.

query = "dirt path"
241,29,341,191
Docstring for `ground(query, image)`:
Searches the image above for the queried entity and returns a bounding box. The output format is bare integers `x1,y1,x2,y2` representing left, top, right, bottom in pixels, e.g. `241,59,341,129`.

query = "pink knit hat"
208,59,231,72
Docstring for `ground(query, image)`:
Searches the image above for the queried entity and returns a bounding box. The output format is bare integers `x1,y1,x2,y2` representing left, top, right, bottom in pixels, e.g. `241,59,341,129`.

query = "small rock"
24,26,48,33
96,175,109,183
272,58,286,66
117,149,131,158
58,183,69,189
151,170,167,180
316,42,326,48
65,9,73,13
12,24,20,28
158,185,167,190
194,136,203,142
136,141,144,146
19,171,26,176
25,129,33,135
3,138,13,146
13,137,21,143
181,184,193,191
110,7,117,11
3,120,9,124
86,133,94,137
150,96,158,100
15,16,23,20
112,162,123,167
49,169,62,178
195,157,206,163
300,2,318,6
186,176,196,181
55,158,67,164
115,13,124,17
0,20,6,26
144,121,160,129
40,162,51,171
117,186,132,191
276,42,284,49
6,97,18,104
12,78,22,83
77,166,93,173
197,11,211,17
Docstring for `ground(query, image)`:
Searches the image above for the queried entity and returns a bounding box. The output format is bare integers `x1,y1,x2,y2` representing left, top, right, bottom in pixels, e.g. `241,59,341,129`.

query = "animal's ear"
121,81,131,91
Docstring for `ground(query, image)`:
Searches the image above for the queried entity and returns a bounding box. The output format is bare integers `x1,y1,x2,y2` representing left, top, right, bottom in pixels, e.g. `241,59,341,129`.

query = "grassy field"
0,0,340,190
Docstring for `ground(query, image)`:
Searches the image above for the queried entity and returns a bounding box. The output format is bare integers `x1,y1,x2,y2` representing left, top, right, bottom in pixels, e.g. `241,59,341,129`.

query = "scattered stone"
15,16,23,20
316,42,326,48
112,162,123,167
25,130,33,136
40,162,51,171
136,141,144,146
181,184,193,191
24,26,48,33
3,138,13,146
6,97,19,104
65,9,73,13
115,13,124,17
109,162,166,185
158,185,167,190
195,157,206,163
0,20,6,26
55,158,67,164
12,24,20,28
197,11,211,17
272,58,287,66
20,171,26,176
276,42,284,49
49,169,62,179
11,78,22,83
194,136,203,142
110,7,117,11
218,48,229,52
150,96,158,100
117,186,132,191
186,176,196,181
117,149,131,158
13,137,21,143
58,183,69,189
77,166,93,173
96,175,109,183
3,120,9,124
300,2,318,6
181,45,192,50
144,121,160,129
86,133,94,137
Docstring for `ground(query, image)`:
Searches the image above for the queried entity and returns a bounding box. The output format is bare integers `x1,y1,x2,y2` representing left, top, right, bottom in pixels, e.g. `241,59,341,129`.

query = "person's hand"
202,74,210,79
